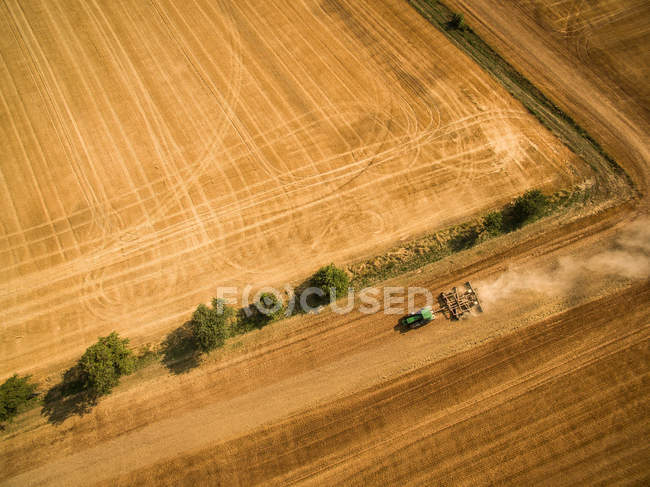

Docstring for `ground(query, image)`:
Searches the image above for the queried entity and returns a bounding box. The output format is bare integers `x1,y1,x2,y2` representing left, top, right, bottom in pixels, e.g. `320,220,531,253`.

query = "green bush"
78,332,135,396
0,374,38,423
236,292,284,332
506,189,548,230
483,211,504,236
310,264,350,302
190,299,235,352
255,292,284,324
449,12,465,30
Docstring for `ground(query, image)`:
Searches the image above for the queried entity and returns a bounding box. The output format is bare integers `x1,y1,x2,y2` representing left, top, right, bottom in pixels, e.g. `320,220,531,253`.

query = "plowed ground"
1,213,648,485
108,282,650,486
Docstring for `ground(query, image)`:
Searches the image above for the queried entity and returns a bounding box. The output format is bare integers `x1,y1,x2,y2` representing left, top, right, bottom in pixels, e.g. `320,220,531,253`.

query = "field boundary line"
407,0,635,193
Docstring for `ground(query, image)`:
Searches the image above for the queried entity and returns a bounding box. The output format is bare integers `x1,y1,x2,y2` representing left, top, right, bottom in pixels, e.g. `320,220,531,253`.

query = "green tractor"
400,306,435,329
399,282,483,330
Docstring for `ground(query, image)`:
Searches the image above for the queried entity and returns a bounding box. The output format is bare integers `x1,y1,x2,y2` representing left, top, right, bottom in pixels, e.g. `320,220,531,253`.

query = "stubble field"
447,0,650,190
2,0,648,485
0,0,586,376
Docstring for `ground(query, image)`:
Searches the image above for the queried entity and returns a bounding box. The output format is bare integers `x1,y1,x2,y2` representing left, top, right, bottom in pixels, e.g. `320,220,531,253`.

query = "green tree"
311,264,350,302
235,292,284,333
78,332,135,396
190,299,234,352
483,211,504,236
0,374,38,423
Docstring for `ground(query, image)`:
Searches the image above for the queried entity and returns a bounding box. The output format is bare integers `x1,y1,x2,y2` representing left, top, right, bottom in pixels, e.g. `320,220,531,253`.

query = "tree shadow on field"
161,321,201,375
449,225,480,253
290,276,329,315
41,366,97,425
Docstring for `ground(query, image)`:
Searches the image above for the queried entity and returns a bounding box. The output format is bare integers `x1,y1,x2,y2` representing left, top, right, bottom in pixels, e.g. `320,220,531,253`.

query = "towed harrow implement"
400,282,483,329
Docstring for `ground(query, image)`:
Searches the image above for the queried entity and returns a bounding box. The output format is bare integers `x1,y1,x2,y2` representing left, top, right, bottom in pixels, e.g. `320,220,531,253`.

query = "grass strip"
348,186,591,288
407,0,632,188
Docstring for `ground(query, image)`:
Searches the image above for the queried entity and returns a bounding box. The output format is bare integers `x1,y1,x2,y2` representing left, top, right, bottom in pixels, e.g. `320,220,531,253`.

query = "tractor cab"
401,306,435,329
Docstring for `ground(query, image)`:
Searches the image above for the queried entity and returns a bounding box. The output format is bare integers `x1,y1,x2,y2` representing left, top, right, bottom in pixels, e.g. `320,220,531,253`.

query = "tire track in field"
43,0,146,239
0,101,409,254
193,0,343,267
149,0,280,278
1,104,540,274
84,0,225,232
2,0,112,241
76,0,248,320
0,0,587,374
281,328,648,486
7,281,643,486
0,53,55,265
0,3,74,263
0,99,539,265
111,0,227,236
2,0,548,258
0,105,567,333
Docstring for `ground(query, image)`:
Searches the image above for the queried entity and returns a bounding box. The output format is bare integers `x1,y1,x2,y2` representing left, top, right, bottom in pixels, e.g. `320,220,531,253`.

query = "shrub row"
2,190,553,424
349,189,561,288
184,264,350,354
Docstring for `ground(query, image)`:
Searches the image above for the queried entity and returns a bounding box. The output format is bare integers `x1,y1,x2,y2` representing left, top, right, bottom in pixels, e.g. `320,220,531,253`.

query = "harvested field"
2,0,649,485
1,214,648,485
446,0,650,195
518,0,650,108
0,0,588,376
106,283,650,486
